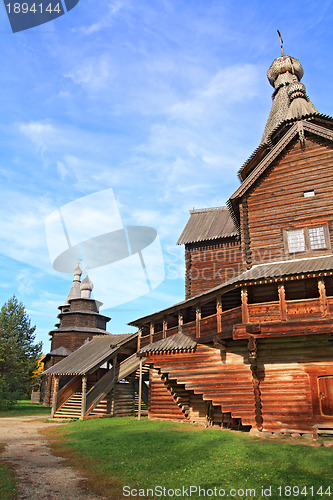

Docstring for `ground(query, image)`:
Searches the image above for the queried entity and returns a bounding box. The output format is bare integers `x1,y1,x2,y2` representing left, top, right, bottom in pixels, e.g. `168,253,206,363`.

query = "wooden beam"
150,323,154,343
241,287,249,323
318,278,328,318
138,358,143,421
81,375,87,418
178,312,183,334
137,327,142,351
112,355,118,417
216,296,222,333
196,305,201,338
163,317,167,339
51,375,59,417
278,283,287,321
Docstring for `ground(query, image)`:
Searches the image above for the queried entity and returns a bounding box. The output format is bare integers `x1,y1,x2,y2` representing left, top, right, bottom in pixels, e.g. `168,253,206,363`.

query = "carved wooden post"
137,327,142,351
81,375,87,419
138,358,143,421
318,278,328,317
216,296,222,333
150,322,154,343
178,312,183,334
196,305,201,338
241,287,249,324
162,316,167,339
51,375,59,417
278,283,287,321
248,336,263,431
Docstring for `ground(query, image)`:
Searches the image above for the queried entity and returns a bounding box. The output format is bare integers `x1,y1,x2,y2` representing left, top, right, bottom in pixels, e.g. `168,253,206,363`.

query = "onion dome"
260,52,318,145
64,264,82,306
80,275,94,299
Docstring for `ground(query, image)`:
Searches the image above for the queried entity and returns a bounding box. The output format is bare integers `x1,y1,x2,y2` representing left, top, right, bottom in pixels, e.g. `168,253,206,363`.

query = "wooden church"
41,266,147,418
129,48,333,435
43,46,333,435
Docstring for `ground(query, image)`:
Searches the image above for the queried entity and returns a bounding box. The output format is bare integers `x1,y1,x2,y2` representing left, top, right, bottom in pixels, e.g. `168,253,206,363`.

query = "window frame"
283,224,330,255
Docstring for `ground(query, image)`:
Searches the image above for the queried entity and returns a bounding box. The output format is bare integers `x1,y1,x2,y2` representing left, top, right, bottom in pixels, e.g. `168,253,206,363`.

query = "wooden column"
318,278,328,317
150,322,154,343
81,375,87,419
51,375,59,417
138,358,143,421
137,328,142,351
162,317,167,339
216,297,222,333
278,283,287,321
196,305,201,338
241,287,249,324
112,355,118,417
178,312,183,334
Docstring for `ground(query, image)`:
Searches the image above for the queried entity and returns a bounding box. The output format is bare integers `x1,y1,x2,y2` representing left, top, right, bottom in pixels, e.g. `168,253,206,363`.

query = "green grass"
0,400,51,418
45,417,333,500
0,445,17,500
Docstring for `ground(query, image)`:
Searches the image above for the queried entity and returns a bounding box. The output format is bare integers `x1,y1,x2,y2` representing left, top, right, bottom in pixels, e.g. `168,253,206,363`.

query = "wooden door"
318,376,333,415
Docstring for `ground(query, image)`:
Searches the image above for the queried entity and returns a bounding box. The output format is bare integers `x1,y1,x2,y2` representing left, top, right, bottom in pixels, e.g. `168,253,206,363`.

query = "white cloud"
65,55,115,92
77,1,128,36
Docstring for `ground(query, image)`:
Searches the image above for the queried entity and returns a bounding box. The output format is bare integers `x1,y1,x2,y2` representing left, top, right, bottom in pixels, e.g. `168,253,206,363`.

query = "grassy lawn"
44,417,333,500
0,445,17,500
0,400,51,418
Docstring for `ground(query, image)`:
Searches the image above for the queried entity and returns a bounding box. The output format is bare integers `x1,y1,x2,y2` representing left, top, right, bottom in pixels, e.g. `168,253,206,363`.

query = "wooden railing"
55,375,81,412
165,326,178,338
182,321,196,336
86,354,145,415
286,298,322,319
199,315,217,337
248,301,280,323
221,306,242,330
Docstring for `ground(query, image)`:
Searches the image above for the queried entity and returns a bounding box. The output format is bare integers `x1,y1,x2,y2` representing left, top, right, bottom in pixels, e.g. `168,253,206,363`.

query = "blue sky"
0,0,332,352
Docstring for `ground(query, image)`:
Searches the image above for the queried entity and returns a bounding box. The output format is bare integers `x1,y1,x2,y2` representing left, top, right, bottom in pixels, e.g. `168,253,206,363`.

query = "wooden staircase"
152,344,256,427
54,392,109,419
54,392,83,418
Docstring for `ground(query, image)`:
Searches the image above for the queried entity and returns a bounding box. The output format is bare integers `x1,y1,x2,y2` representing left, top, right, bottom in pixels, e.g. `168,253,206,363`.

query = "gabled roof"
177,207,238,245
228,118,333,225
43,333,137,376
139,333,197,355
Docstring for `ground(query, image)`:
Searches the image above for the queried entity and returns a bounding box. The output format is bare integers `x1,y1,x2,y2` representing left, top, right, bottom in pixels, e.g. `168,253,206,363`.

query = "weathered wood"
51,376,59,417
138,358,143,421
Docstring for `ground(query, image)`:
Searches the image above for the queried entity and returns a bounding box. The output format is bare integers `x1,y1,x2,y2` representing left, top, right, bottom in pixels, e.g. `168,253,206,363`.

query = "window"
304,190,315,198
287,229,305,253
309,226,326,250
285,225,329,254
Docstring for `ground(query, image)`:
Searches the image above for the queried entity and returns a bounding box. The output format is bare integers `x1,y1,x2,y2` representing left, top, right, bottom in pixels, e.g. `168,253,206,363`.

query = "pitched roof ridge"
190,206,227,214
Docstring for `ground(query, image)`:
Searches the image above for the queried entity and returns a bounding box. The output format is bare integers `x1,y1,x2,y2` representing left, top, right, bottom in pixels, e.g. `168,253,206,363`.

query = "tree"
0,296,42,409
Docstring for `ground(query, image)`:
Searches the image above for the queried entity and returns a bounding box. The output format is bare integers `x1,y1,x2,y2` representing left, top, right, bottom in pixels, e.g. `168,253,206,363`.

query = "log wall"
244,138,333,266
257,335,333,432
185,239,243,299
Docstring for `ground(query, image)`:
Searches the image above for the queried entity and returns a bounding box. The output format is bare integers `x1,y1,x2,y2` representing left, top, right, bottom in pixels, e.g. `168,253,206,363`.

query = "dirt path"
0,416,103,500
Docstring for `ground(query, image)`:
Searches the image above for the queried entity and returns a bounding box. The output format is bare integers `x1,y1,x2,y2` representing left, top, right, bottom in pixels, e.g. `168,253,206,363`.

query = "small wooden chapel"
41,265,147,419
129,46,333,435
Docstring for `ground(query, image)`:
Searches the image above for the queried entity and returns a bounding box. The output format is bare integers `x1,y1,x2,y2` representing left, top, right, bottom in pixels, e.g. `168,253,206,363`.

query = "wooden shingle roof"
177,207,239,245
43,333,136,376
139,333,197,355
